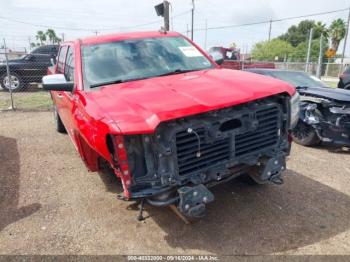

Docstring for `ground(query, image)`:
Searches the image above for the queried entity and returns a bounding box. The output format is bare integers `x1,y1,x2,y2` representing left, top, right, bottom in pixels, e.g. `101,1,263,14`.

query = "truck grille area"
235,106,280,157
174,104,281,177
176,129,231,176
125,95,289,191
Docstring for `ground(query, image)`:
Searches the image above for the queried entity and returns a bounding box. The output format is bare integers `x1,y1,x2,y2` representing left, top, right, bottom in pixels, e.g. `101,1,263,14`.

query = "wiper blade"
156,69,198,77
296,85,309,90
90,79,124,88
90,76,156,88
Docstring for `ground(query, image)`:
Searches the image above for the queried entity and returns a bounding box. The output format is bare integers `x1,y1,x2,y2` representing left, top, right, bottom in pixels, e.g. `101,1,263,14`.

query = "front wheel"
54,106,66,133
0,72,26,92
291,121,321,146
344,83,350,90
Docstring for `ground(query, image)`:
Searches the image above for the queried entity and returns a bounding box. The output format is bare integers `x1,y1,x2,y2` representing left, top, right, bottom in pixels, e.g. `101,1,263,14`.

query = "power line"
0,10,192,33
191,7,349,32
0,15,96,32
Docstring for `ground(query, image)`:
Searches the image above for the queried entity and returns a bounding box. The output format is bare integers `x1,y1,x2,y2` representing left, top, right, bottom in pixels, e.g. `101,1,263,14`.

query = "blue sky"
1,0,349,55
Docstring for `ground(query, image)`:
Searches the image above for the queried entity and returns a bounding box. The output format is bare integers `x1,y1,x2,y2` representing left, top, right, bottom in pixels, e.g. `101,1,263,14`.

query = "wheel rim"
3,75,20,90
292,121,313,141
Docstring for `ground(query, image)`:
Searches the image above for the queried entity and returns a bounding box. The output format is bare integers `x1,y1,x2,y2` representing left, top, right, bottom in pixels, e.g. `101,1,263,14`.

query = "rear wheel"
291,121,321,146
54,106,66,133
0,72,26,92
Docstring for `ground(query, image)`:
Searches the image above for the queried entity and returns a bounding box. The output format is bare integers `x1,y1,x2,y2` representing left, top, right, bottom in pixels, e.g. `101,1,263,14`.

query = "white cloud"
0,0,349,55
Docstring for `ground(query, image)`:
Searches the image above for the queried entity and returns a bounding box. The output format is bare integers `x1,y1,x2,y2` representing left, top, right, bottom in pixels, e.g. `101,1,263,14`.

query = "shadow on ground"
0,135,41,231
142,170,350,254
315,142,350,154
97,169,124,194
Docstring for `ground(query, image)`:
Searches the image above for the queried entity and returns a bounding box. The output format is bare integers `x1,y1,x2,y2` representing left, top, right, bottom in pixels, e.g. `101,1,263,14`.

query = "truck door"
51,45,68,125
58,45,76,139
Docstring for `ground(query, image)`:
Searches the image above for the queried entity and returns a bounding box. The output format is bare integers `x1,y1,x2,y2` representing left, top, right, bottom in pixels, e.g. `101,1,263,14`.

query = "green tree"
251,39,294,61
289,38,329,62
279,20,328,47
35,31,46,45
328,18,346,52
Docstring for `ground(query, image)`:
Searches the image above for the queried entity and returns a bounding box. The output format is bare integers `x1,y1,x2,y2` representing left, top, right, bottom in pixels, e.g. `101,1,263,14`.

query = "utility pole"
340,7,350,72
61,33,65,42
28,37,31,50
268,20,272,41
94,30,99,36
204,19,208,50
3,38,14,110
163,0,170,31
305,27,313,73
191,0,195,40
316,34,324,78
186,24,189,37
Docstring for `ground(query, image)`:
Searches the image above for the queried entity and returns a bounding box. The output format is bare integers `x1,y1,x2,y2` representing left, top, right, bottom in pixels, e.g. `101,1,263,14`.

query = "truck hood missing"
297,86,350,103
88,69,295,134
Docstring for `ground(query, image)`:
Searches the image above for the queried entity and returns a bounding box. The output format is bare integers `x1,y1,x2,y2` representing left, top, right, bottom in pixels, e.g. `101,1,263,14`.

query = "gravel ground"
1,111,350,256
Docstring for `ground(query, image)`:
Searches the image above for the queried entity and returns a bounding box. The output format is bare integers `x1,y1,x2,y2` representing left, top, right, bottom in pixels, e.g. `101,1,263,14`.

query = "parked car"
338,66,350,89
246,69,350,147
0,45,59,92
208,46,275,70
42,32,298,219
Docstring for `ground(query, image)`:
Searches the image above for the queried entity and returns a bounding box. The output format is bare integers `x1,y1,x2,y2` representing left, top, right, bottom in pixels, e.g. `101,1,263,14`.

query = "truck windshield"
81,36,213,89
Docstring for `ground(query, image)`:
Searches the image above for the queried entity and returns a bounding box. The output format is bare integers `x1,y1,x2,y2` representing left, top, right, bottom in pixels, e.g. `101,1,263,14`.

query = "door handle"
57,93,63,98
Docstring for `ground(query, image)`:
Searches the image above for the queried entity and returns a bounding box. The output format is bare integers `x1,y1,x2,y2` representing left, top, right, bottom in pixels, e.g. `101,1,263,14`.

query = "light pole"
340,7,350,71
191,0,194,40
305,28,314,73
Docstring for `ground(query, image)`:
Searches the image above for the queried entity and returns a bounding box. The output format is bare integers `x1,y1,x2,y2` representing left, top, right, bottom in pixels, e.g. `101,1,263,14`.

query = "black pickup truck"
0,45,58,92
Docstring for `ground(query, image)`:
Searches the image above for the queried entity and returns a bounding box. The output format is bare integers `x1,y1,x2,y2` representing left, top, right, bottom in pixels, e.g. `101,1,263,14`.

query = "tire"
344,84,350,90
291,121,321,146
54,106,66,133
0,72,26,92
337,81,344,89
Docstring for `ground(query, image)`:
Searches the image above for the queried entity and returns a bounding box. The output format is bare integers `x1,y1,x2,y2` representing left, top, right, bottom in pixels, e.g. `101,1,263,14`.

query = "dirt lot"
1,111,350,256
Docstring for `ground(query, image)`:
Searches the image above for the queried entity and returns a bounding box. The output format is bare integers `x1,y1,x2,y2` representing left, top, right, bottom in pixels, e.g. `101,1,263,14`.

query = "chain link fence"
0,46,56,111
274,62,349,77
0,41,346,111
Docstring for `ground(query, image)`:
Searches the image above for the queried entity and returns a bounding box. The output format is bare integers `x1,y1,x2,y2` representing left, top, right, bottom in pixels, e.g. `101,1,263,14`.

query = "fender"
74,131,100,172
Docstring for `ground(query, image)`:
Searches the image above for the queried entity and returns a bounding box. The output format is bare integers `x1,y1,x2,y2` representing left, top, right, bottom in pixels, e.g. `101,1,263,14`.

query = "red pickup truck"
43,31,298,219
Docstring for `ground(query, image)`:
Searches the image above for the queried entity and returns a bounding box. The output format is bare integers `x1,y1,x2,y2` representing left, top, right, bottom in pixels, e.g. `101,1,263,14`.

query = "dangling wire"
187,128,201,157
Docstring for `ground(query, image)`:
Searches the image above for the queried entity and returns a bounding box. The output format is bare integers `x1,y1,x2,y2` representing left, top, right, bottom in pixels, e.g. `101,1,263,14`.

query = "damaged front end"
292,95,350,147
112,95,291,218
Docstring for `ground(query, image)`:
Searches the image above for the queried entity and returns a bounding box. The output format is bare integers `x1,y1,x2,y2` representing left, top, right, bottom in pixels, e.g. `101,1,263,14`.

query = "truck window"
57,46,68,73
64,47,74,82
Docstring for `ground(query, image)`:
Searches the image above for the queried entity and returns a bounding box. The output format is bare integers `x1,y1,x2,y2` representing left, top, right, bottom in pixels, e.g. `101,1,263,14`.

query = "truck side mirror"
42,74,74,92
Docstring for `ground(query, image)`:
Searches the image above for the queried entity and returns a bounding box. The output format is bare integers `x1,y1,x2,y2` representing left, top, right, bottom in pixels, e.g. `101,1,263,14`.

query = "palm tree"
314,21,328,39
46,29,56,44
328,18,346,52
35,31,46,45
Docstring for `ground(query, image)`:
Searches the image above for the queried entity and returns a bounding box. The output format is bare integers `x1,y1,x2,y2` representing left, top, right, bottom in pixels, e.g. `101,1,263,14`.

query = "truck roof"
76,31,182,45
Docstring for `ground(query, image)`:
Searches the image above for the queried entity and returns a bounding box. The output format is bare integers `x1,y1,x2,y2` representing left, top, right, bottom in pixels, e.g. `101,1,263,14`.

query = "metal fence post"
305,28,313,73
316,34,324,78
3,38,15,110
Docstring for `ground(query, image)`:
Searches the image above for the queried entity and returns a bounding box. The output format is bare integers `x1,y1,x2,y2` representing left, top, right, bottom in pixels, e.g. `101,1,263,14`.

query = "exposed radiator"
235,106,280,156
175,104,281,177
